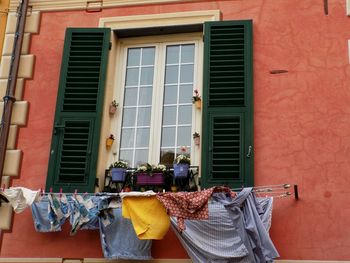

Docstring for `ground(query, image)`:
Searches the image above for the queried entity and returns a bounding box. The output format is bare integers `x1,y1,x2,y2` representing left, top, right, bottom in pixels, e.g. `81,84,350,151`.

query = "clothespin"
59,188,62,198
1,184,5,191
50,187,53,194
83,192,88,197
74,189,77,197
40,188,43,196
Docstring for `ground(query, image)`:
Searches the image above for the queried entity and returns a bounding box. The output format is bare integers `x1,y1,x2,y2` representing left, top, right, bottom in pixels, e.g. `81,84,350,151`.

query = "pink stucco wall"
1,0,350,260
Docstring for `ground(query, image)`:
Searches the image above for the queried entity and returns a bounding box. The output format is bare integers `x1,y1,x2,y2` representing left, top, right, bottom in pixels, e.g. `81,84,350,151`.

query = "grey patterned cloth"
171,188,279,263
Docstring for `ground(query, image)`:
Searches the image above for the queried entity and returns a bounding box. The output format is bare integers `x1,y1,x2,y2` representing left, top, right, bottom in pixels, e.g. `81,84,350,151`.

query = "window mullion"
148,43,164,165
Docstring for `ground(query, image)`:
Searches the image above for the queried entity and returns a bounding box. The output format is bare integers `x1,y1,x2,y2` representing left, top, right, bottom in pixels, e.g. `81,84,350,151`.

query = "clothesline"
0,183,299,202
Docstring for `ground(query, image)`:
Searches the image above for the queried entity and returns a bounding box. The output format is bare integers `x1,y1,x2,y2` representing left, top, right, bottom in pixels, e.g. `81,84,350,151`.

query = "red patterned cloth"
156,187,235,232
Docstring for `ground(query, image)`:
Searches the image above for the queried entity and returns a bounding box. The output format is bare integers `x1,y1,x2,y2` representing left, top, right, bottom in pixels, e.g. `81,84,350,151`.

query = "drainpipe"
0,0,29,182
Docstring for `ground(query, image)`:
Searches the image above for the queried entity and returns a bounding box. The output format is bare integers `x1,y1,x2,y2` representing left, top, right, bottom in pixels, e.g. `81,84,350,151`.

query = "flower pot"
195,99,201,109
110,168,126,182
173,164,189,178
193,136,200,145
109,105,117,115
106,138,114,149
137,172,164,185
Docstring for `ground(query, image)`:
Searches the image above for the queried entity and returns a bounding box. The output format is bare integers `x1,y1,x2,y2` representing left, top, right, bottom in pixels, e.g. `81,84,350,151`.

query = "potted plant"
109,100,118,115
136,163,166,185
109,160,128,182
193,132,200,146
173,154,190,178
192,89,201,109
106,134,115,149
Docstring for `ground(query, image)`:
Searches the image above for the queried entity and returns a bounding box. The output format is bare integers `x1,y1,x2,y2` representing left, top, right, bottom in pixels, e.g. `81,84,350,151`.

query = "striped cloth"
171,188,278,263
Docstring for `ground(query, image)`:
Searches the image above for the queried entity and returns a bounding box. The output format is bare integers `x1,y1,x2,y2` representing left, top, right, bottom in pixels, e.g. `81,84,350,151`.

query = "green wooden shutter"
201,20,253,188
46,28,110,192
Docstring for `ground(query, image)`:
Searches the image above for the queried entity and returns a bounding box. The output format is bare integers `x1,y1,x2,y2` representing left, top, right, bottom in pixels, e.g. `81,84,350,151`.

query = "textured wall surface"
1,0,350,260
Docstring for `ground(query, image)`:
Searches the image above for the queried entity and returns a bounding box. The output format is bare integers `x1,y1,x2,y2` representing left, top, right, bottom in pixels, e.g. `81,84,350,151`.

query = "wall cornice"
9,0,200,12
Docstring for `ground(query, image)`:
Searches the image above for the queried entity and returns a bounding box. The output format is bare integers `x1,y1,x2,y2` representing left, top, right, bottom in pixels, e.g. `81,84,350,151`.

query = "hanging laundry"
31,196,62,232
156,187,234,232
172,189,279,262
47,194,71,231
99,207,152,260
171,194,252,262
1,187,40,213
69,195,101,235
122,195,170,240
236,188,279,262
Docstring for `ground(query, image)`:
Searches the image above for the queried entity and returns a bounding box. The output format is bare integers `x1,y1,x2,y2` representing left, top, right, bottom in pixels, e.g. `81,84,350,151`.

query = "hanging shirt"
171,190,279,263
1,187,40,213
156,188,215,232
122,195,170,240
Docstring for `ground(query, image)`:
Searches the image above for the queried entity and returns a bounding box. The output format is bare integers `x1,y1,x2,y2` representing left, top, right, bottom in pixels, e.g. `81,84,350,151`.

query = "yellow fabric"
122,196,170,240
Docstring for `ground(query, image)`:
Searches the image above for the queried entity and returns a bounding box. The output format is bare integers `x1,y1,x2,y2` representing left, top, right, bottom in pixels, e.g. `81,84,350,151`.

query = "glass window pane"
121,128,135,148
139,87,153,105
181,44,195,63
135,149,149,166
179,84,192,104
161,127,175,147
127,48,140,66
140,67,154,85
160,148,175,166
178,105,192,124
142,47,155,65
180,64,194,83
164,85,177,105
165,65,178,84
122,108,136,127
163,106,177,125
125,68,139,86
177,126,191,146
136,128,150,147
137,107,151,126
124,88,138,106
119,150,133,166
166,46,179,64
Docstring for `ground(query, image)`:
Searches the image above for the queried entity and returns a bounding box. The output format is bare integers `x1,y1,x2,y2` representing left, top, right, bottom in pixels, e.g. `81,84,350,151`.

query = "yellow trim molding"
9,0,202,12
99,10,221,30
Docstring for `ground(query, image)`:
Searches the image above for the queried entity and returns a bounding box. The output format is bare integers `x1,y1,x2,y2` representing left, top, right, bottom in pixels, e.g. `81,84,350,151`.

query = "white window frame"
109,33,203,167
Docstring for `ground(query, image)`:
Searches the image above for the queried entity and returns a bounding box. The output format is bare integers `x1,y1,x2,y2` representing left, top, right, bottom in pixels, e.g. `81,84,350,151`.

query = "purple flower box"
136,172,165,185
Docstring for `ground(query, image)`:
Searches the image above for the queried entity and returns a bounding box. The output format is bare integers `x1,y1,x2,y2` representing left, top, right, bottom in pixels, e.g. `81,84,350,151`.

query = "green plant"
152,164,167,173
175,154,191,165
136,163,153,173
110,160,128,169
111,100,118,107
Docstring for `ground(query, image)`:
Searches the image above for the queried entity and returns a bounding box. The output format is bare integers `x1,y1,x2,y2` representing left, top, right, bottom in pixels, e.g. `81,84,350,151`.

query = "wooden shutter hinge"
109,42,112,50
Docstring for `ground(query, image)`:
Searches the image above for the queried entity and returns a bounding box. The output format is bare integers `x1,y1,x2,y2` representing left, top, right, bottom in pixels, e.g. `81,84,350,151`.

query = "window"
46,19,254,192
113,35,202,167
